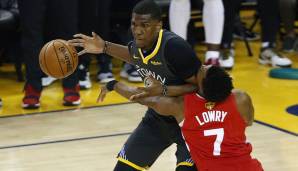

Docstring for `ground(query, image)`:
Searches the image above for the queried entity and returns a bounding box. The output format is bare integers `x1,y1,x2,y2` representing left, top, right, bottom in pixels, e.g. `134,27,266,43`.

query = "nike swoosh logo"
132,55,140,59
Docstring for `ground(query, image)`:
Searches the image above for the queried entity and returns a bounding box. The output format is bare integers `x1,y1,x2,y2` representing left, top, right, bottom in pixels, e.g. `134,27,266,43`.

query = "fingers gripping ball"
39,39,78,79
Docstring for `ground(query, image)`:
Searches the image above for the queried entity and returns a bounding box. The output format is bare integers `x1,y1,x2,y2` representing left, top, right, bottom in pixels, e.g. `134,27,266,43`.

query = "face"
131,13,162,50
196,65,212,95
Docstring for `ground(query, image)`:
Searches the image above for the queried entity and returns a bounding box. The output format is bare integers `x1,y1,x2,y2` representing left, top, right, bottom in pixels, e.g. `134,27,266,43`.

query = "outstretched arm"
165,75,198,96
68,32,133,63
98,81,184,121
233,89,254,126
130,76,197,100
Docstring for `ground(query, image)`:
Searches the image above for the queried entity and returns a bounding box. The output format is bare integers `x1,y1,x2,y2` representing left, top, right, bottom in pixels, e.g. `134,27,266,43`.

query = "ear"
156,21,162,31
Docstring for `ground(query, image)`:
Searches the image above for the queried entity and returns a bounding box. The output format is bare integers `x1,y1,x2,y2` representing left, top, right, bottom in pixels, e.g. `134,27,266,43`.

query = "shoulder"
232,89,250,102
232,89,253,109
164,37,195,58
163,30,189,48
232,89,254,126
162,31,193,53
165,36,189,48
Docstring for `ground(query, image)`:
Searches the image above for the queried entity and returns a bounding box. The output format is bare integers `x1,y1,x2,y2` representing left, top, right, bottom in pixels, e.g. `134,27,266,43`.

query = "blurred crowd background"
0,0,297,109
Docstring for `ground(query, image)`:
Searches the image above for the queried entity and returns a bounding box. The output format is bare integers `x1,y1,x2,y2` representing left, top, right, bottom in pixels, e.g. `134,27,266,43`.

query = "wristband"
103,41,109,54
106,80,118,91
162,84,167,96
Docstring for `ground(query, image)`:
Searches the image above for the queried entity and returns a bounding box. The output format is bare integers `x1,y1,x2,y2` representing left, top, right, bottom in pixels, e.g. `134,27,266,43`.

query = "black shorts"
116,108,196,170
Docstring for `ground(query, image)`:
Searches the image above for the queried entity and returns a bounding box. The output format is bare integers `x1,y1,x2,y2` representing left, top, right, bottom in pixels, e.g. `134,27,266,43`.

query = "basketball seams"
52,41,66,78
43,42,54,77
39,39,77,79
57,40,77,72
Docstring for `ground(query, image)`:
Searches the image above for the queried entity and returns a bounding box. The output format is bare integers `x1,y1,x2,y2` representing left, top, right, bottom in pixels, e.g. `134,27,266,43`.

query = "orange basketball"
39,39,78,79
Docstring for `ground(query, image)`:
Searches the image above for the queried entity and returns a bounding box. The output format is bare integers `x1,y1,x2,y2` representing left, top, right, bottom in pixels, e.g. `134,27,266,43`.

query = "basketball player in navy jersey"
69,0,201,170
100,65,263,171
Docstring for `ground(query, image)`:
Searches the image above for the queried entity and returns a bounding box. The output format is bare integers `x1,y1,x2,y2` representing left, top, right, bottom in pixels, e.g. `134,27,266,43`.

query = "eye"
141,23,150,28
144,23,150,28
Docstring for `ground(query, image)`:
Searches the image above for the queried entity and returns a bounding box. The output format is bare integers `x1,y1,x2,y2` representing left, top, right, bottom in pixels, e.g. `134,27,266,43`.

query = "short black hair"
132,0,162,21
202,66,233,102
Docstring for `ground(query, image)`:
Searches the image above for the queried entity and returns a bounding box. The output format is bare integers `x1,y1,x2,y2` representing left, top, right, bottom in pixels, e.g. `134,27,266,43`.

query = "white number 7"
204,128,224,156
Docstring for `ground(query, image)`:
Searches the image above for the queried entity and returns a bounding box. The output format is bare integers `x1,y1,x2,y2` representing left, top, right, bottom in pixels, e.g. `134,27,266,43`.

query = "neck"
143,31,160,51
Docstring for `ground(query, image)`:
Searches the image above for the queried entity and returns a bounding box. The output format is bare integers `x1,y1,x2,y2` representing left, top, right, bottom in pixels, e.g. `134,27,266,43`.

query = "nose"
133,26,143,36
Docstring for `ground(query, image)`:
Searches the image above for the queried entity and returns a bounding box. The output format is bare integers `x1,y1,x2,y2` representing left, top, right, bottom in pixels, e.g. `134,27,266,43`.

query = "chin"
135,40,146,48
136,43,145,48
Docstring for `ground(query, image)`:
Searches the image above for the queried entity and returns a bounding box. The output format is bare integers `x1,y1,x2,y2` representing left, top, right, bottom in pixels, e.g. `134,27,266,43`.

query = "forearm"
113,81,183,119
114,82,159,108
105,42,133,64
114,82,141,99
166,84,197,96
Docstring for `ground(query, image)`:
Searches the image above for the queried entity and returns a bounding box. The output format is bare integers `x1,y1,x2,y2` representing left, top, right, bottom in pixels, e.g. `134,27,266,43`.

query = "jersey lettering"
136,65,166,84
204,128,224,156
195,111,228,126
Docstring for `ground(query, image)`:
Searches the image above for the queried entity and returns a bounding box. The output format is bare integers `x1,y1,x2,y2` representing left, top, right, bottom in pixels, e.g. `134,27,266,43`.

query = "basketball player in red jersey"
99,65,264,171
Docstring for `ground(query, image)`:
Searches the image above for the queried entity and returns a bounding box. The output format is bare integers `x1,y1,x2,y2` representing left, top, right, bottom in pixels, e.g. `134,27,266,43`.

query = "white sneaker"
120,67,142,83
120,69,129,78
128,71,143,82
79,72,92,89
97,72,115,84
42,76,57,87
219,49,234,70
259,48,292,67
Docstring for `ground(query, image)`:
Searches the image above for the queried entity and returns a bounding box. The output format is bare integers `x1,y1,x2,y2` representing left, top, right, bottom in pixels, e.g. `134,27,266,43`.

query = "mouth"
136,38,144,41
135,38,145,45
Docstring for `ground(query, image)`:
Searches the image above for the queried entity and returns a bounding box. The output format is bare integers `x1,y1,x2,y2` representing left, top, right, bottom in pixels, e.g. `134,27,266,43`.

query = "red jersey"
181,93,262,171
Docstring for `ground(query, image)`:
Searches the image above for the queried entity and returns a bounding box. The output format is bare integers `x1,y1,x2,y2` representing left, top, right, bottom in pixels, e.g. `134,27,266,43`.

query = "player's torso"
181,93,252,163
130,29,185,86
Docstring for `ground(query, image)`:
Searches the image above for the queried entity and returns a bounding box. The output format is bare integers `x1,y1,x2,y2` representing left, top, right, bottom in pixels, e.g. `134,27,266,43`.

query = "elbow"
139,100,158,110
138,98,161,112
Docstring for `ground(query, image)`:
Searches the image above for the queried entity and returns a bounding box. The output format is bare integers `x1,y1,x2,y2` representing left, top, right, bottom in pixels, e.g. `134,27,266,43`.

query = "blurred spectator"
169,0,224,66
279,0,297,52
0,97,2,107
220,0,260,70
233,15,260,41
220,0,292,69
120,63,142,82
0,0,18,13
220,0,241,69
77,0,115,89
0,0,23,81
18,0,80,109
258,0,292,67
169,0,190,39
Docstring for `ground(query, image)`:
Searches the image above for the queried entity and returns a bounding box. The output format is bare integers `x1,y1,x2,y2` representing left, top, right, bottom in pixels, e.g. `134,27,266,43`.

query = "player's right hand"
68,32,104,56
130,75,163,100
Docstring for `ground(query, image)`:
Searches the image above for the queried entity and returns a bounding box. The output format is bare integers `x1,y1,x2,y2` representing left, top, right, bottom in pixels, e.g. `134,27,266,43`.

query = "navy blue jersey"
128,29,201,86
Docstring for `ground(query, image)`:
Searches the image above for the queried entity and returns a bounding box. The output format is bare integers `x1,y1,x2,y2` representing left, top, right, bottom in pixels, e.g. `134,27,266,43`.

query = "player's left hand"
97,85,109,102
130,75,163,100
